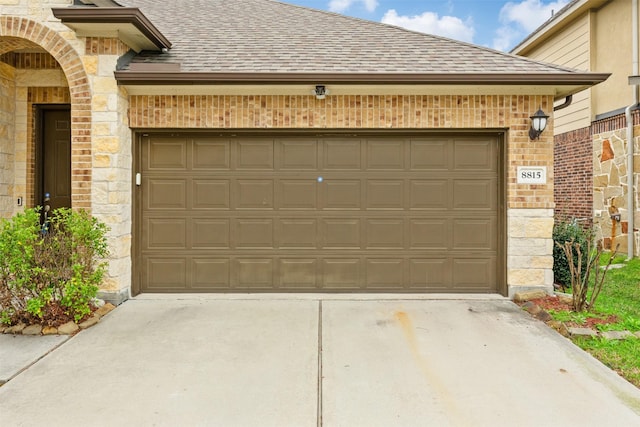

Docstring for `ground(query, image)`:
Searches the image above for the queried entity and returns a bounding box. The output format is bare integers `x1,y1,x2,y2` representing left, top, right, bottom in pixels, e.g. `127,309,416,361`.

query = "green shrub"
0,208,109,324
553,218,592,290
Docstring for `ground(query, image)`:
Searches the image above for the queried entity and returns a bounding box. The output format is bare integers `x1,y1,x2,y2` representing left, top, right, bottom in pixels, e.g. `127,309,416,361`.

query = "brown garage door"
136,133,502,293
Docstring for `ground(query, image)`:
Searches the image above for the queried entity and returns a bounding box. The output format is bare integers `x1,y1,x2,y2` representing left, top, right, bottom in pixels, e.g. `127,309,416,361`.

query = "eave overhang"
51,7,171,52
114,71,611,99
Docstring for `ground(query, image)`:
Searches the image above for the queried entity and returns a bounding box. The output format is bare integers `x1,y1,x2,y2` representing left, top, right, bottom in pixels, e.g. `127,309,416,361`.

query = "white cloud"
328,0,378,13
500,0,569,32
492,26,519,52
493,0,569,50
381,9,475,43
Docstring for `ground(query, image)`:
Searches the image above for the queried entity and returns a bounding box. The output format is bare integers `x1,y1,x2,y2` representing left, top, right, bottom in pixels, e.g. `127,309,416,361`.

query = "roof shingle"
117,0,586,75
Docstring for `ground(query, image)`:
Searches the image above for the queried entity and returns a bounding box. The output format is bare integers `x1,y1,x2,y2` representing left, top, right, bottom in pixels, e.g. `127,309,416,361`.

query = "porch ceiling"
0,37,46,55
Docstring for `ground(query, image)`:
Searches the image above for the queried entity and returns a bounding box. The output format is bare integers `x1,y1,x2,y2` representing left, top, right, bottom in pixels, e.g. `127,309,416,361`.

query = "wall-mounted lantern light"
528,107,549,140
313,85,329,100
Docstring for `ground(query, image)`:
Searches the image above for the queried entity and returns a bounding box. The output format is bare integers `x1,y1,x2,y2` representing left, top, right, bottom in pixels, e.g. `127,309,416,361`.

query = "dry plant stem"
588,244,619,310
556,239,619,312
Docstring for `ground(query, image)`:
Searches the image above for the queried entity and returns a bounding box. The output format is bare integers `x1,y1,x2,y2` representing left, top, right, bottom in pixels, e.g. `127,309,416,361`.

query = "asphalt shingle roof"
116,0,585,76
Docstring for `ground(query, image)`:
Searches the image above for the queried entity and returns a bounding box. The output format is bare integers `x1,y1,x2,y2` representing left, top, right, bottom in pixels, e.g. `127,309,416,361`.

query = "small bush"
553,219,592,290
0,208,109,324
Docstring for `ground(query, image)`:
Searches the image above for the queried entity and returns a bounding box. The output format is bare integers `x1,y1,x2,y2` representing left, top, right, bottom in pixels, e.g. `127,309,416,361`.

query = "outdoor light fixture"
528,107,549,140
313,85,328,100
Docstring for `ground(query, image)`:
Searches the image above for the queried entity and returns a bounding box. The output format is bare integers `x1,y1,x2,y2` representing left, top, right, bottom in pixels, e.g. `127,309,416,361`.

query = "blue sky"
283,0,571,51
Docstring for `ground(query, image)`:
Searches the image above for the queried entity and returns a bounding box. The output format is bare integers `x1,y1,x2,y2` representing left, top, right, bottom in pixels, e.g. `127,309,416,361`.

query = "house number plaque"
517,166,546,184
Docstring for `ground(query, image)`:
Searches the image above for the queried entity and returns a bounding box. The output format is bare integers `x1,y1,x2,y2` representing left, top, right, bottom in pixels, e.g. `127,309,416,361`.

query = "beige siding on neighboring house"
522,14,591,134
593,0,636,115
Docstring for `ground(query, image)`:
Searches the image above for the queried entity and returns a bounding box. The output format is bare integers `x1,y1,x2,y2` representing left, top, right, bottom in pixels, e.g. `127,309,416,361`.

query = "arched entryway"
0,17,92,214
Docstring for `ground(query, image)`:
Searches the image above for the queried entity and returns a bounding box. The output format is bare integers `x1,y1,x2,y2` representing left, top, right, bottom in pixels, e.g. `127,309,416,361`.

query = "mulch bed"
517,295,619,329
9,301,97,328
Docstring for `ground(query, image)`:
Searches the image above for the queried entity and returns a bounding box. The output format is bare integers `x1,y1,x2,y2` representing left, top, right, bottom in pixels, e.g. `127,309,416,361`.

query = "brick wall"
0,52,61,69
554,126,592,222
85,37,130,56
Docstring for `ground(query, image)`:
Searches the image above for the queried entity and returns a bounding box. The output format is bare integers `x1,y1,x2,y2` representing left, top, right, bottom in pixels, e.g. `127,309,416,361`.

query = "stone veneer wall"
592,111,640,256
554,127,592,223
0,62,16,218
130,94,556,295
2,4,131,303
88,37,132,300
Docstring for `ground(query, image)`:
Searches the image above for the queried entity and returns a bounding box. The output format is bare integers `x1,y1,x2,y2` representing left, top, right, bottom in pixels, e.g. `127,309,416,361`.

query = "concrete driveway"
1,295,639,427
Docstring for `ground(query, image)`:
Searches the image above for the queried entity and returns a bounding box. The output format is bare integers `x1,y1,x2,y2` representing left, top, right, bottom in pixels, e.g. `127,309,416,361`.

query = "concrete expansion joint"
317,300,323,427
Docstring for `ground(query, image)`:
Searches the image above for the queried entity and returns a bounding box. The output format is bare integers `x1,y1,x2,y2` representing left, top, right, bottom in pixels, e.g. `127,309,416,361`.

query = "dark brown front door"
39,107,71,210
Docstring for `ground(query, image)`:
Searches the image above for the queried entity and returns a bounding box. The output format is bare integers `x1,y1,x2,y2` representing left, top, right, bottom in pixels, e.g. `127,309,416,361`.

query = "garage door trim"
131,130,506,295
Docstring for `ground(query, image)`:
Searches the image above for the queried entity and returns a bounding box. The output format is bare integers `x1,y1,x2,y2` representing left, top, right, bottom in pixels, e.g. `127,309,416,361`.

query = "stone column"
88,43,132,305
0,62,16,218
507,208,555,297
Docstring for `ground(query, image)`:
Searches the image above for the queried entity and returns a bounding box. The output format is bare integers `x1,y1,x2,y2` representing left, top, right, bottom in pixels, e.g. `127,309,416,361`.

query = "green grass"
574,337,640,387
557,256,640,388
549,310,589,325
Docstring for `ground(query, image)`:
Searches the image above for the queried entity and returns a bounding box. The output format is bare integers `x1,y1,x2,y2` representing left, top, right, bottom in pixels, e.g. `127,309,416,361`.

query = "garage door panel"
192,219,230,249
452,258,496,289
410,140,448,170
235,219,274,248
323,180,361,209
139,134,501,293
237,140,274,169
366,259,404,287
193,140,230,170
146,139,187,170
144,218,186,249
366,219,404,249
410,180,448,210
279,219,317,249
192,259,230,289
409,219,449,249
322,218,361,249
236,258,274,287
453,179,497,210
236,180,274,209
454,139,497,171
366,180,404,209
146,179,187,210
324,140,361,169
409,259,452,288
322,259,361,288
279,139,318,170
453,218,497,250
367,140,404,169
279,259,318,287
192,180,230,209
144,258,187,290
279,180,317,209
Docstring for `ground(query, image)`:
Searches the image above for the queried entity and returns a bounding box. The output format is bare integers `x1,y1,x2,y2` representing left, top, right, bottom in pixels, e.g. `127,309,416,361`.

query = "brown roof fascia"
51,7,172,50
114,71,611,86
